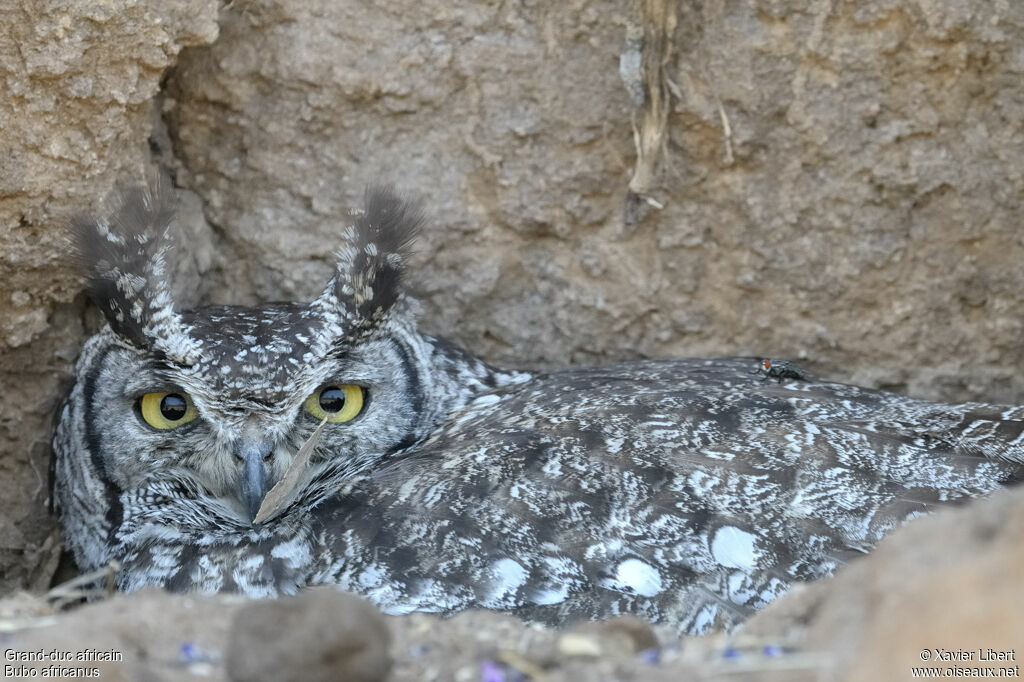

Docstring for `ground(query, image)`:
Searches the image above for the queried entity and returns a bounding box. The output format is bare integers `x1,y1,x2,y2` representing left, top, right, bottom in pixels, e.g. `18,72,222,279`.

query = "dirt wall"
0,0,219,591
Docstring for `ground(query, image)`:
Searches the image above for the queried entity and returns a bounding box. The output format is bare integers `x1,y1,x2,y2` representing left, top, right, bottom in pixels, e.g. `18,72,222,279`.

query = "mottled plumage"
55,180,1024,634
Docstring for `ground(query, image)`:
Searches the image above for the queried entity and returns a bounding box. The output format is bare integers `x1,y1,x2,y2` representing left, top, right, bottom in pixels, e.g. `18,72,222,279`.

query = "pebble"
559,615,660,660
225,588,391,682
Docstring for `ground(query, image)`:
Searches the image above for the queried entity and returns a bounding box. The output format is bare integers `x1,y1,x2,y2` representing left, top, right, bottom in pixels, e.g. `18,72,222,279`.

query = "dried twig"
625,0,678,205
717,100,734,165
253,415,329,525
44,560,121,610
497,649,549,682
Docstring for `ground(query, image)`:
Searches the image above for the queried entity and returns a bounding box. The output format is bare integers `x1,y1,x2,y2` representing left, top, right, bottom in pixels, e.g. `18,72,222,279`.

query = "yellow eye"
139,392,198,430
303,385,365,423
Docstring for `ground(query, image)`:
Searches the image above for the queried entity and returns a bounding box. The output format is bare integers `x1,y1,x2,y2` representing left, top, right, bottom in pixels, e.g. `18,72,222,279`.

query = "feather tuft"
72,173,200,364
312,185,423,344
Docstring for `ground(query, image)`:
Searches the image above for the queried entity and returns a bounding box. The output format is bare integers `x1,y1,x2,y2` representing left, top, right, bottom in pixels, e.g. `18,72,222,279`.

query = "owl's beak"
236,440,273,523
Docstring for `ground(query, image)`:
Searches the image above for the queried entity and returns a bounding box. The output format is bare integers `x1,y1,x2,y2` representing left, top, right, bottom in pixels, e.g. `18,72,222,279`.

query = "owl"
54,177,1024,634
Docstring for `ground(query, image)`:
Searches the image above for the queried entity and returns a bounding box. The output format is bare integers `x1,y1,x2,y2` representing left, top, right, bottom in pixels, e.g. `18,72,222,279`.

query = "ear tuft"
317,186,423,335
72,173,200,364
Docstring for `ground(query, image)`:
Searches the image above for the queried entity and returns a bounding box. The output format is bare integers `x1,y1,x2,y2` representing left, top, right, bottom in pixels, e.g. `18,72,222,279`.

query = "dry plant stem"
252,415,329,525
717,101,734,165
627,0,677,200
497,650,549,682
44,560,122,610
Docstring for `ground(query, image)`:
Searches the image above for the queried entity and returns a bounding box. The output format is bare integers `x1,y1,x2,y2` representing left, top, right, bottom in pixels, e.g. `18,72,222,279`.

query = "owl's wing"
308,357,1024,632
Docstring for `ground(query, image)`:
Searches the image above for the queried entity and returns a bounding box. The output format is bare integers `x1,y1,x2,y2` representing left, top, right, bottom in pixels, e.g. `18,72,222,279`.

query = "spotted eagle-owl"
54,177,1023,634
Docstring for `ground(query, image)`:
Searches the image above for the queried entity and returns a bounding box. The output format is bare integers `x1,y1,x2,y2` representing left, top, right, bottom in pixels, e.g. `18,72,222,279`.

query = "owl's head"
69,176,448,525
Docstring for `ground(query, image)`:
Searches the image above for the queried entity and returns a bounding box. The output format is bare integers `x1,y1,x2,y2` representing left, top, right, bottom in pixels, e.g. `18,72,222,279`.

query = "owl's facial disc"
85,312,423,526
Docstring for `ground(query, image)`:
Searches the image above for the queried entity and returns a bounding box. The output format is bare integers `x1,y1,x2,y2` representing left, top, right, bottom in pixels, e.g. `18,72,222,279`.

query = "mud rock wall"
166,0,1024,401
1,0,1023,592
0,0,219,592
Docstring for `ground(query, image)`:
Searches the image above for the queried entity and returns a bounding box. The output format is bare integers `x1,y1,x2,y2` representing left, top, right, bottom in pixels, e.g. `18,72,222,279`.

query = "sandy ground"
0,588,823,682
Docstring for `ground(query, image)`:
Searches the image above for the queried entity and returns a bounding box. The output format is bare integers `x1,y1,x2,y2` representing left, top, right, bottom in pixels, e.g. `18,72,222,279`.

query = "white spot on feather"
484,558,528,605
358,563,386,588
470,393,501,407
615,558,662,597
711,526,758,570
529,586,569,606
270,535,311,567
691,604,718,633
493,558,527,587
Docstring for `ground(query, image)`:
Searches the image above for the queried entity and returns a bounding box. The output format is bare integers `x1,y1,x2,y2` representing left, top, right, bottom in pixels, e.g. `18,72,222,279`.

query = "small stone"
556,633,604,659
560,615,659,659
226,588,391,682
